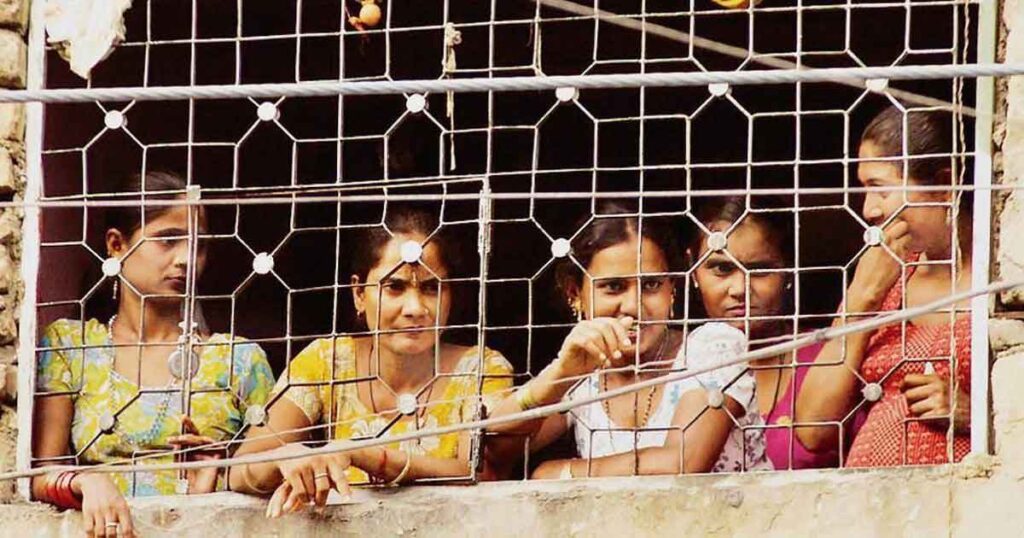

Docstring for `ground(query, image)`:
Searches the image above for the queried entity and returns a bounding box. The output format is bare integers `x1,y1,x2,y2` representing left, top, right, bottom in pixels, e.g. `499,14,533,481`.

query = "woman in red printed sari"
796,106,972,466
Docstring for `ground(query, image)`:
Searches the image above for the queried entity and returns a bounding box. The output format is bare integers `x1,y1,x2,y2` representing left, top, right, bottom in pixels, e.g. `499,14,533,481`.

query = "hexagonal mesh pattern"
29,0,982,493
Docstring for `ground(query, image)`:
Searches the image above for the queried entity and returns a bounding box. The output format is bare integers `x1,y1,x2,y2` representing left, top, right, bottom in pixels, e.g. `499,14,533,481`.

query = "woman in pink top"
688,196,862,470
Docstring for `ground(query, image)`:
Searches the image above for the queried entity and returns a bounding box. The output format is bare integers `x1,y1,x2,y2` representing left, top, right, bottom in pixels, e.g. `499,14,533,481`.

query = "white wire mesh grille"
29,0,984,492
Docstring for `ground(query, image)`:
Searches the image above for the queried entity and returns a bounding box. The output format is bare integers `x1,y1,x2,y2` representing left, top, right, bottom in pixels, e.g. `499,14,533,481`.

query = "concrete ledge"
1,464,1018,537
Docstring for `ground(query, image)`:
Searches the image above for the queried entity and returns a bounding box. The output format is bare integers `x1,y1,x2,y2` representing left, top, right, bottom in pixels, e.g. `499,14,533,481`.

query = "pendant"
167,349,200,381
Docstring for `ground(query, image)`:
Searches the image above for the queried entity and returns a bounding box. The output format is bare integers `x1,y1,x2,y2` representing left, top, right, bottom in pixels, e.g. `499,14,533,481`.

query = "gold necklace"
600,329,671,428
602,376,658,428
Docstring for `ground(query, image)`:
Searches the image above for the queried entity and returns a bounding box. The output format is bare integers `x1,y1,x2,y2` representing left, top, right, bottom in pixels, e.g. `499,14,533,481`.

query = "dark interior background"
37,0,977,422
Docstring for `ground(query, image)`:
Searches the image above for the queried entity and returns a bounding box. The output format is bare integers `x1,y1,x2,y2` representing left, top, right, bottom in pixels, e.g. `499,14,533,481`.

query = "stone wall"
997,0,1024,307
0,0,26,504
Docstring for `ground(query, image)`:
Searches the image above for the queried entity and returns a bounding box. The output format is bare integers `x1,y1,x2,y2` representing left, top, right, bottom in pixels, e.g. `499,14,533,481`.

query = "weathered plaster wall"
997,0,1024,306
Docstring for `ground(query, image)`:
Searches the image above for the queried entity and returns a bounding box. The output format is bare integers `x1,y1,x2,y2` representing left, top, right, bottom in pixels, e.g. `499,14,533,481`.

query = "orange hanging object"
711,0,761,8
349,0,382,30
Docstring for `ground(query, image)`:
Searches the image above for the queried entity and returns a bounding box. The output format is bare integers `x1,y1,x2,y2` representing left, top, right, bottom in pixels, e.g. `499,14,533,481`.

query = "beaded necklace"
600,329,672,454
106,315,198,449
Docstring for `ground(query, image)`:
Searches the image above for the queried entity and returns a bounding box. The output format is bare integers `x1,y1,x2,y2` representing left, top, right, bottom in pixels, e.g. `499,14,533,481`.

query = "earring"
691,278,700,290
112,279,119,302
785,281,793,291
569,301,582,322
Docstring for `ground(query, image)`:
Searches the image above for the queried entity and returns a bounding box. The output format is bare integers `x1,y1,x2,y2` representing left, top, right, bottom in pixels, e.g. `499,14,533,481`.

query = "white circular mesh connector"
104,110,126,130
244,405,267,426
863,226,884,247
99,413,116,433
400,240,423,263
406,93,427,114
707,388,725,409
707,231,728,252
708,83,730,97
397,393,418,415
862,383,883,402
252,252,275,275
257,102,279,122
551,238,571,258
101,257,122,277
866,78,889,93
555,87,579,103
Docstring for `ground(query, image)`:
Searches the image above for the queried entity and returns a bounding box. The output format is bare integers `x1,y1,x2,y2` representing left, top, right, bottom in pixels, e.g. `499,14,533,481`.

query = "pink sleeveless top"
763,342,867,470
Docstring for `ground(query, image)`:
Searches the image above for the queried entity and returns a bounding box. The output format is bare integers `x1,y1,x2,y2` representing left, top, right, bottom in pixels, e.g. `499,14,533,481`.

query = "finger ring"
106,522,119,528
314,473,330,480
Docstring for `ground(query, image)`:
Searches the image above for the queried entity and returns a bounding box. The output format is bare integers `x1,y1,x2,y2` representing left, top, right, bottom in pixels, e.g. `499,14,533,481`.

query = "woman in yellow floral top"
231,208,513,518
33,172,274,538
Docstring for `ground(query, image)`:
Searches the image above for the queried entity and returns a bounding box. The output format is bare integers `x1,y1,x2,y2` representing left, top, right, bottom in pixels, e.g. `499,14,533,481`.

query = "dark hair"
555,201,684,300
105,171,190,237
350,206,462,281
689,195,794,267
860,106,955,186
688,195,796,324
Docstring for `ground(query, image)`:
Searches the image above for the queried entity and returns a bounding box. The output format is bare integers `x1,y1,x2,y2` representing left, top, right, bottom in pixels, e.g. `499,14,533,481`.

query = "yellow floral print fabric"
36,319,275,497
272,337,513,483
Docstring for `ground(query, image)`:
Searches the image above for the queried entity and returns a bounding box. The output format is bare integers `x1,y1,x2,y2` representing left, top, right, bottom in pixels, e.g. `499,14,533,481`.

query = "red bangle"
44,472,60,504
53,471,82,510
54,472,71,508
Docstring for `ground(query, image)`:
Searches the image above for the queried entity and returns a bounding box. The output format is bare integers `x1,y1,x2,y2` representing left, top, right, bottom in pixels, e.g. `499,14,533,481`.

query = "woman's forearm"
553,446,692,478
795,296,876,451
30,475,51,503
229,459,283,495
231,444,472,493
350,447,469,483
488,359,578,437
483,359,579,464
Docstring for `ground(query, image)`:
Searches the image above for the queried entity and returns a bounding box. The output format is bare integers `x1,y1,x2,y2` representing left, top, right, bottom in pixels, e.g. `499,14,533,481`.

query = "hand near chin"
849,219,913,311
557,317,635,376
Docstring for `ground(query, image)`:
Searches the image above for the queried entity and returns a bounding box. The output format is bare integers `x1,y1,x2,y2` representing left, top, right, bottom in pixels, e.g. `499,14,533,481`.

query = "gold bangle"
241,463,275,495
515,385,539,411
388,452,412,486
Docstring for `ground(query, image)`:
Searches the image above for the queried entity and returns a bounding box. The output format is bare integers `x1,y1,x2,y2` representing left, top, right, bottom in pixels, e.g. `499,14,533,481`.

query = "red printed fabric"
845,273,971,468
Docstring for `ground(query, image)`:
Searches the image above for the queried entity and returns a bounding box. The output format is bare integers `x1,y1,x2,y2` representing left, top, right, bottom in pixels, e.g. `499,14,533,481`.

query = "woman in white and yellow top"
231,208,513,518
487,202,768,478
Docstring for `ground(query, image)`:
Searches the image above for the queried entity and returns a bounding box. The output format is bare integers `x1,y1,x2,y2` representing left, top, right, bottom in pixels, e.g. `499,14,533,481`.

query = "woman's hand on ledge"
169,416,222,494
76,473,136,538
530,459,573,480
265,444,353,518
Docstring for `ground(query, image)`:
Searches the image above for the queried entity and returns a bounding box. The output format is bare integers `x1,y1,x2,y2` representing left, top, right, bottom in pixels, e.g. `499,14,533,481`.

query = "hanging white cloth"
44,0,133,79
